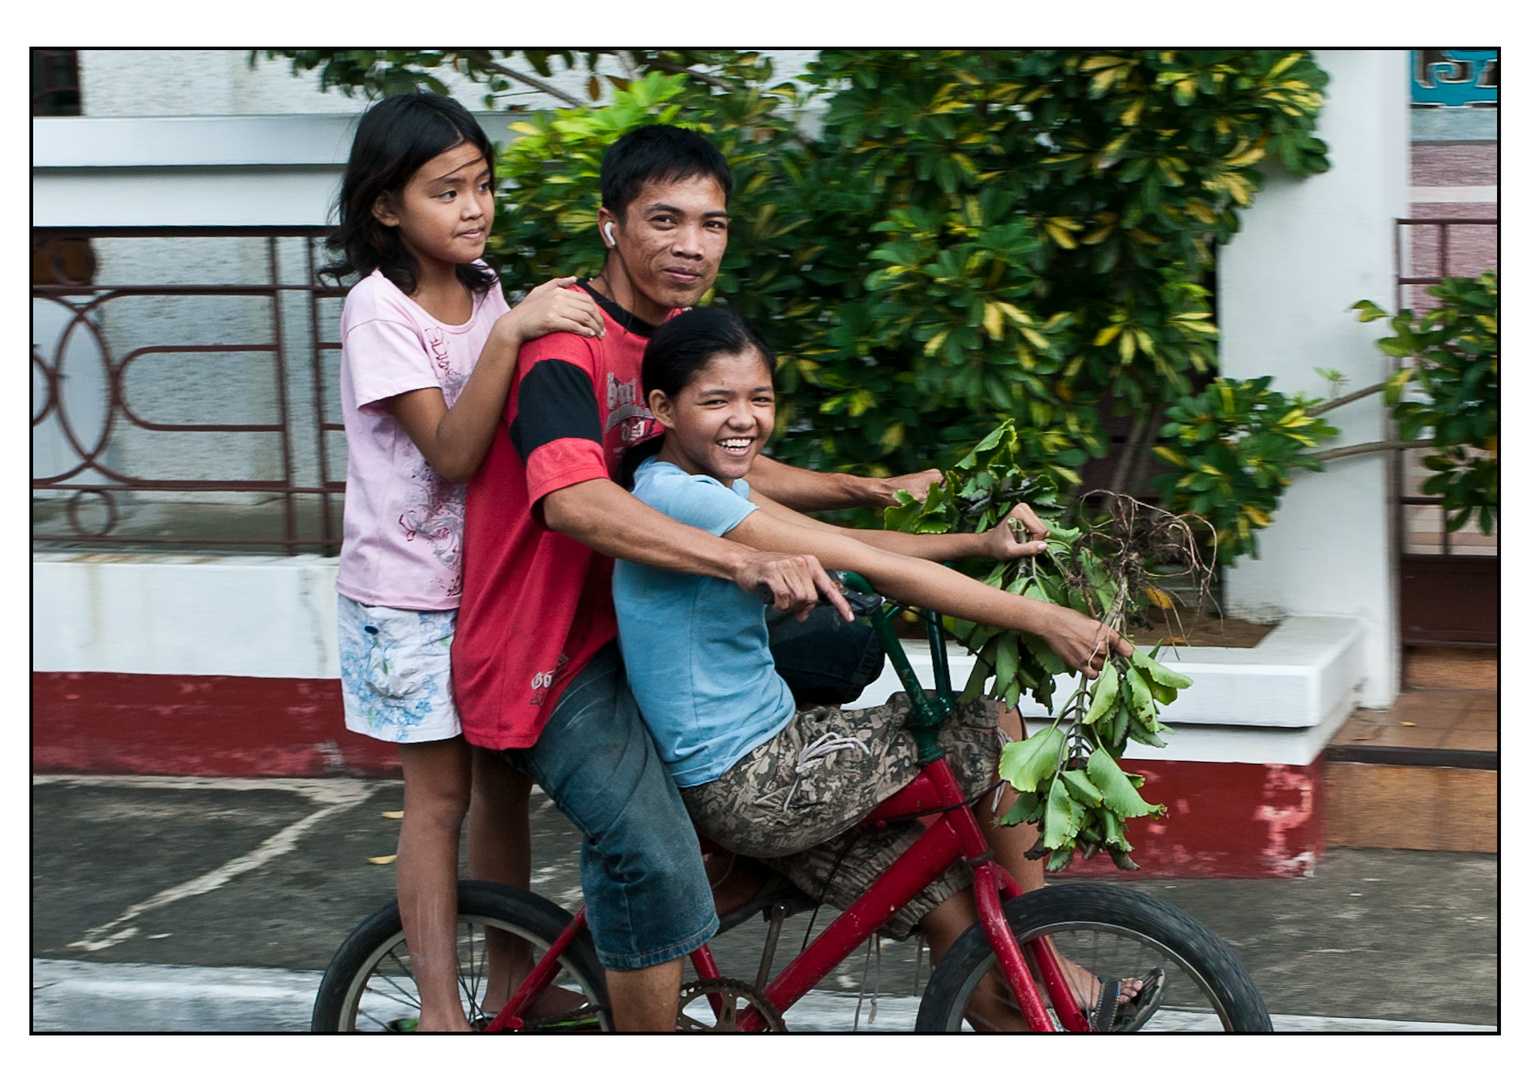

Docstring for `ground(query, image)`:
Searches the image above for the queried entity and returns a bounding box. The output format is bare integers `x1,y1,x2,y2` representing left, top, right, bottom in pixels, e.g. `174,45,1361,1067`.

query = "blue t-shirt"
613,458,797,787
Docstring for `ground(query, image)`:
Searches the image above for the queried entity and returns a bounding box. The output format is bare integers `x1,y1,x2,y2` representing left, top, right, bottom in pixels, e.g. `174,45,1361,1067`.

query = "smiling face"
650,346,775,486
597,174,729,324
372,141,494,283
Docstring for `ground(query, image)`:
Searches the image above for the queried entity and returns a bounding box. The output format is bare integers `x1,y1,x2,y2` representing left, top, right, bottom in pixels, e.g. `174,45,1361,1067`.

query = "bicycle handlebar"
754,571,884,618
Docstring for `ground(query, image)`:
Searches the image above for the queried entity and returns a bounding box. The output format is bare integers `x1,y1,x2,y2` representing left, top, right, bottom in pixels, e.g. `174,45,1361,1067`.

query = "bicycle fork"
888,759,1091,1033
970,860,1089,1032
481,908,593,1032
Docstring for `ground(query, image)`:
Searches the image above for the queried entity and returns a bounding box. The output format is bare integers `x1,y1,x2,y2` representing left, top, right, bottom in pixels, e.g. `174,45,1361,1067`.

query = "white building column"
1217,49,1410,709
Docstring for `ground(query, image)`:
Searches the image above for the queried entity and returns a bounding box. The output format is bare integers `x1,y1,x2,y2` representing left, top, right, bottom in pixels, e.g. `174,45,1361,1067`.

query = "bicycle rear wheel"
311,880,610,1032
915,883,1272,1032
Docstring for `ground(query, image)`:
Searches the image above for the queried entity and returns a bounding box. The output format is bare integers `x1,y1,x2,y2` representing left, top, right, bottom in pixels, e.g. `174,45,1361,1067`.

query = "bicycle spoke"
312,883,612,1033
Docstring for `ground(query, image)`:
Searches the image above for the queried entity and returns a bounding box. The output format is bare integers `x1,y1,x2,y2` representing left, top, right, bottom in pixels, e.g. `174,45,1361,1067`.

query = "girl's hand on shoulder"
497,277,605,346
983,502,1050,561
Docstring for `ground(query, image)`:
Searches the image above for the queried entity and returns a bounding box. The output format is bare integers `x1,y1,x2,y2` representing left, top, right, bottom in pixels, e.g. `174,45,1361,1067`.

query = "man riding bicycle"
452,125,945,1030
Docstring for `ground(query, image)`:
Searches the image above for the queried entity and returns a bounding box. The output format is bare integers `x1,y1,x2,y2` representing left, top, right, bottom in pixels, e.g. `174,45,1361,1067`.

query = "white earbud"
603,222,617,247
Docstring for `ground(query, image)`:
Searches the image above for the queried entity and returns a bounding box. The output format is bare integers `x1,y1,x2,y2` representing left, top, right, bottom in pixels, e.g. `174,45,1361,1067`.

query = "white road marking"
38,775,375,953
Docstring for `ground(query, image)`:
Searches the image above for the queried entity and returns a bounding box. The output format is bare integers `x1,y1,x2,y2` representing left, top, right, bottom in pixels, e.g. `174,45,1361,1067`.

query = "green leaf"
1082,662,1121,724
1060,769,1105,808
1086,746,1165,818
1132,652,1193,690
998,725,1065,792
1042,773,1085,849
999,790,1042,826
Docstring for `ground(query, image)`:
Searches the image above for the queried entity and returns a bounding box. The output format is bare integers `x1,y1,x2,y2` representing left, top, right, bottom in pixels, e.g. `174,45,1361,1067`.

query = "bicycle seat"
700,838,820,934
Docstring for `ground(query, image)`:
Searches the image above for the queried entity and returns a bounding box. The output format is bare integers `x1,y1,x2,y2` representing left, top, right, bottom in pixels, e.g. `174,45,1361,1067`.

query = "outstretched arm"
541,477,853,622
744,454,943,512
746,486,1053,563
725,499,1130,678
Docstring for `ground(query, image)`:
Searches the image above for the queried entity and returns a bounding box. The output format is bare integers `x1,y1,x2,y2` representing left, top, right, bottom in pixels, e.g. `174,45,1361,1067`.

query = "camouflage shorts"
680,695,1010,939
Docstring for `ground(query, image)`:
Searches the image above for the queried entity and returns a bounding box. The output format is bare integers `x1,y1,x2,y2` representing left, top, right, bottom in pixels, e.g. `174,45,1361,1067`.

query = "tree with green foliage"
262,50,1328,495
1350,271,1499,535
267,49,1497,564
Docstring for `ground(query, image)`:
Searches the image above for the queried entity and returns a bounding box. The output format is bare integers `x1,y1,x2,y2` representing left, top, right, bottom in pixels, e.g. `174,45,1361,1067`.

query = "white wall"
33,554,340,679
77,50,466,117
1217,50,1410,708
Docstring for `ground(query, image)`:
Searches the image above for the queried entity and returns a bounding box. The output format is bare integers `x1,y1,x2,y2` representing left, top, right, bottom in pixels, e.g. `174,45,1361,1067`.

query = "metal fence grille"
32,227,347,554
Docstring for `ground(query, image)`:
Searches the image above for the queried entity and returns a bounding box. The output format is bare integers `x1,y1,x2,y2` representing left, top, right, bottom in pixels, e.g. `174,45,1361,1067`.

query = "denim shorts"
505,643,719,971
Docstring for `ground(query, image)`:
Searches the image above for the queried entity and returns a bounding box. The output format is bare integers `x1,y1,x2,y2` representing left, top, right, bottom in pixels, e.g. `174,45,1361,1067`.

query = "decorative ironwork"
31,226,347,554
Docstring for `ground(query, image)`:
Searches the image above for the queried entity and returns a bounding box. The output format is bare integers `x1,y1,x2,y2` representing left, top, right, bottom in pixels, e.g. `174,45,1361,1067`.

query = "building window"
32,49,81,116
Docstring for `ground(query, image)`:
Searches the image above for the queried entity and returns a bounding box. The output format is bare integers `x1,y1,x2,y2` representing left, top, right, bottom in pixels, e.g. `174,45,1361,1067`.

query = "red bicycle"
313,576,1271,1032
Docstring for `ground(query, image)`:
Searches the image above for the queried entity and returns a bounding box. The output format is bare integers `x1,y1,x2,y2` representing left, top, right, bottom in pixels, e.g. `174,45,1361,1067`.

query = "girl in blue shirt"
613,307,1157,1031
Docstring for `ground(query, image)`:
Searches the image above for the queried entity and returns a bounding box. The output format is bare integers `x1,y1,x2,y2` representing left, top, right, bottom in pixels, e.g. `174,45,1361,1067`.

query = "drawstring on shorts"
783,730,869,811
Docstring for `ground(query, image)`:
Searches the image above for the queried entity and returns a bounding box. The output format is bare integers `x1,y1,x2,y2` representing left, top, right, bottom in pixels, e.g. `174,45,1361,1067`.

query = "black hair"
621,307,776,487
322,93,497,295
600,124,733,223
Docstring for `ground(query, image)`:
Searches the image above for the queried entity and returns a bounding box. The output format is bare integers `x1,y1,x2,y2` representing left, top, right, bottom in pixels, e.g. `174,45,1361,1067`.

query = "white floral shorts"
337,596,461,744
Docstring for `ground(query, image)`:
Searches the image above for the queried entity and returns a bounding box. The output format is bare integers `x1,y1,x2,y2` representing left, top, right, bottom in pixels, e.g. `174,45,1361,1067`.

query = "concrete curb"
32,959,1496,1034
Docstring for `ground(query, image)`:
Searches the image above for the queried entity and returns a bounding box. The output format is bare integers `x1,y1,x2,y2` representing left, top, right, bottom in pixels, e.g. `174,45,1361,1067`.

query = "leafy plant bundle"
886,419,1209,871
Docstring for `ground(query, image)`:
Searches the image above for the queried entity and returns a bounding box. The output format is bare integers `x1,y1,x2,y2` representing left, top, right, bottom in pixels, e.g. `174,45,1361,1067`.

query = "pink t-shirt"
336,268,510,610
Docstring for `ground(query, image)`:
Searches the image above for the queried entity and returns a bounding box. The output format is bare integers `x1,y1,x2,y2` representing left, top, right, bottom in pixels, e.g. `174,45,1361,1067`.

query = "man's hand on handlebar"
736,552,854,623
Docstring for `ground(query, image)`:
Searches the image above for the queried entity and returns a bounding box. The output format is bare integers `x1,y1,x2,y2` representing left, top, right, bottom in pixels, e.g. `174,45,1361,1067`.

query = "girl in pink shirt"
329,92,603,1031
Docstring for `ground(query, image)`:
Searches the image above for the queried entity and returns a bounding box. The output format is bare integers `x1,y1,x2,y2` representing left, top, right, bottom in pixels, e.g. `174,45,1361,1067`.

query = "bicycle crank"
675,977,787,1032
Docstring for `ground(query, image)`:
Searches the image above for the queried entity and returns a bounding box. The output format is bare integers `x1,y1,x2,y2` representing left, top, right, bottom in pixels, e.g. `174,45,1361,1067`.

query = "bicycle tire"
311,880,610,1032
915,883,1272,1032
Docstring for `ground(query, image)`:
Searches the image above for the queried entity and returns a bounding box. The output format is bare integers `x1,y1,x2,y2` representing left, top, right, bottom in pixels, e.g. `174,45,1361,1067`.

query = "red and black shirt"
454,285,660,749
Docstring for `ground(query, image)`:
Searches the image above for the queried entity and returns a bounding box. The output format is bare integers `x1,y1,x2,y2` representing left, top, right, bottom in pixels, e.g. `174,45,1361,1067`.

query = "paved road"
31,773,1498,1033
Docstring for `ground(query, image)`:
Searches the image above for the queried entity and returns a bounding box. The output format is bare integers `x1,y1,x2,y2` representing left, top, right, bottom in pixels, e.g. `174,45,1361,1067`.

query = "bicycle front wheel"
311,880,610,1032
915,883,1272,1032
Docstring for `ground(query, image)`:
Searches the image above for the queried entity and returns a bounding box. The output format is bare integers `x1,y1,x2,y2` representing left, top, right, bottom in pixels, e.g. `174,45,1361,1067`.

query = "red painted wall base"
33,672,1325,877
1053,760,1325,879
32,671,401,778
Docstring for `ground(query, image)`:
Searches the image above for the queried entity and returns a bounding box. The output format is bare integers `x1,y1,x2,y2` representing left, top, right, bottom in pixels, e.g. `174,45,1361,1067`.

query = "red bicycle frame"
487,575,1095,1033
727,754,1088,1032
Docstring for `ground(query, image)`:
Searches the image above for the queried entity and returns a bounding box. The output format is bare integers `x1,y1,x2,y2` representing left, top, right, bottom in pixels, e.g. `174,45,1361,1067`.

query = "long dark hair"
322,93,497,295
621,307,777,487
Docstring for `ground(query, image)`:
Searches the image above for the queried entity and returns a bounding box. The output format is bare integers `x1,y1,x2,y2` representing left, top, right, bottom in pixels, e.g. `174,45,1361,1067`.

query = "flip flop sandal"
1090,979,1123,1033
1114,967,1166,1033
1089,967,1166,1033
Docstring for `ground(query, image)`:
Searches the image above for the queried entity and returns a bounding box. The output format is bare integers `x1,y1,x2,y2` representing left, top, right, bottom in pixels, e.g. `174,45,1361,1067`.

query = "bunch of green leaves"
887,420,1094,712
1354,271,1499,534
1149,377,1337,560
887,419,1198,871
998,646,1188,871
